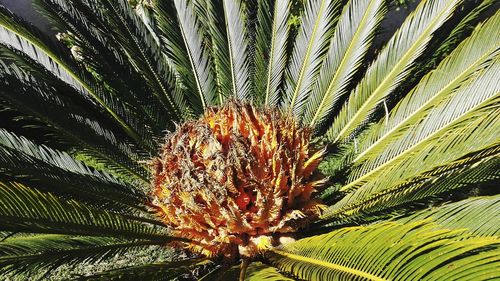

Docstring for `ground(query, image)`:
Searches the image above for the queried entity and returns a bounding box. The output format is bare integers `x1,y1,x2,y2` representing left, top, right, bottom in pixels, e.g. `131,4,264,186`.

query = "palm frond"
0,127,132,187
76,259,211,280
399,195,500,238
0,42,157,157
0,235,158,276
193,0,232,103
303,0,385,131
283,0,340,118
0,181,178,241
333,47,499,196
323,88,499,218
0,5,147,147
222,0,252,100
155,0,213,113
255,0,290,106
34,0,172,137
353,11,500,165
84,0,186,121
327,0,464,142
203,262,293,281
0,61,148,183
0,128,146,212
318,144,500,225
409,0,496,89
440,0,495,49
253,0,272,105
317,13,500,215
172,0,217,109
267,219,499,280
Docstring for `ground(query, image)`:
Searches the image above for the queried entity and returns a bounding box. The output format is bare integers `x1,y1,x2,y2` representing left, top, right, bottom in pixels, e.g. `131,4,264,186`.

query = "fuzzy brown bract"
150,102,327,259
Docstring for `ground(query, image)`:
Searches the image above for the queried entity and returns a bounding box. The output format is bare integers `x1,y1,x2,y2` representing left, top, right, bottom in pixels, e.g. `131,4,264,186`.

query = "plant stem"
239,258,250,281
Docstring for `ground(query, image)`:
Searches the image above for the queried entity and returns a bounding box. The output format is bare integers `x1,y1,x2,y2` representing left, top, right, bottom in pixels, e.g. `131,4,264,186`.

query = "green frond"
193,0,232,103
33,0,173,137
331,50,499,198
253,0,273,105
0,5,147,147
0,234,158,277
323,87,499,215
399,195,500,237
353,11,500,165
318,145,499,225
196,264,233,281
327,0,464,142
317,12,500,215
85,0,186,121
413,0,496,84
0,181,178,241
222,0,252,100
257,0,291,106
155,0,210,113
0,62,149,183
283,0,341,118
172,0,217,109
0,128,146,212
267,219,499,280
76,258,211,280
303,0,386,131
0,127,131,188
0,41,158,156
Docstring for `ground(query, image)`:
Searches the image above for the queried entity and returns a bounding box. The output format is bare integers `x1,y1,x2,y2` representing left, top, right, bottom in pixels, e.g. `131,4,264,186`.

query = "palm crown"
0,0,499,280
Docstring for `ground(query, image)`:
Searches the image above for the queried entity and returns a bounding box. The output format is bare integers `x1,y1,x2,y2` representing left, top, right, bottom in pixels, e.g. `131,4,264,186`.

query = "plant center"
150,102,326,259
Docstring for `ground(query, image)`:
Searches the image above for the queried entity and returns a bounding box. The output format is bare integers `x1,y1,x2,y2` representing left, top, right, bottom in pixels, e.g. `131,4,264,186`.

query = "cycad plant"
0,0,499,279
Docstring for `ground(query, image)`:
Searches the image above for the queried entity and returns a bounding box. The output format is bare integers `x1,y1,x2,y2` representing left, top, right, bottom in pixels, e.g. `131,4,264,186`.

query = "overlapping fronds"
323,90,499,219
325,11,500,200
353,11,500,165
0,128,146,211
0,61,148,183
0,127,127,186
210,262,294,281
244,262,295,281
0,5,148,146
318,145,500,225
192,0,232,102
258,0,290,106
283,0,340,117
327,0,464,142
175,1,216,108
0,235,158,276
303,0,386,130
172,0,217,109
268,201,500,280
410,0,496,85
222,0,252,100
0,181,176,241
83,0,185,121
33,0,173,138
155,0,215,113
399,195,500,237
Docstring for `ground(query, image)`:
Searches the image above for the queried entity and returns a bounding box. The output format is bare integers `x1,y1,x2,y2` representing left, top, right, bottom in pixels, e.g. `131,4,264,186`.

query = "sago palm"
0,0,499,279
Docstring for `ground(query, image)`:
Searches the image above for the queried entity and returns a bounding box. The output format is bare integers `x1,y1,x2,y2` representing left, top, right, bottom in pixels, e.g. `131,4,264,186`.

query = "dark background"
0,0,52,33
